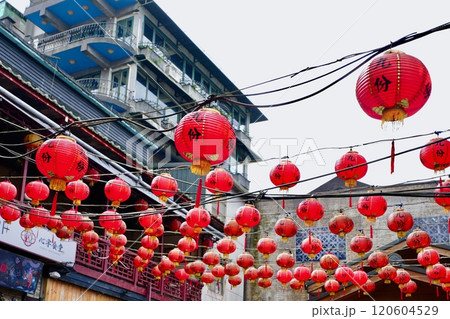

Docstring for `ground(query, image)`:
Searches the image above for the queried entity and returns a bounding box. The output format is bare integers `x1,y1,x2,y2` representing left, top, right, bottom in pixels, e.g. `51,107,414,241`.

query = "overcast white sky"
10,0,450,196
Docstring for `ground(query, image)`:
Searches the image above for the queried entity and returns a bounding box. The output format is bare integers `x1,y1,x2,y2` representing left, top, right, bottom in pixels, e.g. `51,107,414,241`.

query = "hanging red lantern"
319,253,340,274
134,199,149,212
357,192,387,223
81,230,99,255
99,209,122,234
211,264,225,280
65,180,89,207
235,203,261,233
224,219,244,240
387,207,414,238
179,221,196,239
274,216,298,242
269,158,300,190
311,269,328,286
25,180,50,207
114,220,127,236
401,280,417,298
24,133,43,151
141,235,159,252
151,173,178,203
110,234,127,247
276,269,293,286
225,262,240,277
84,168,100,187
419,138,450,173
276,251,295,270
300,236,322,259
158,257,175,276
186,206,211,233
203,250,221,269
133,256,149,272
257,236,277,259
77,216,94,234
258,278,272,289
236,251,255,271
19,213,35,230
61,209,83,232
368,251,389,272
244,267,259,283
350,232,373,258
205,167,234,194
174,268,190,283
137,246,154,261
228,275,242,288
289,279,304,292
47,214,64,233
355,50,431,126
361,279,376,295
35,136,88,191
406,228,431,253
293,265,311,285
324,279,340,296
335,266,354,287
151,265,163,280
174,108,236,175
417,247,440,270
426,263,447,284
434,179,450,212
0,180,17,203
168,218,182,232
202,237,214,249
56,226,73,241
177,236,197,256
201,271,215,286
0,204,20,224
378,264,397,284
335,150,368,188
29,206,50,228
190,260,206,277
351,270,368,287
109,245,126,258
104,178,131,208
216,237,236,259
328,212,354,237
440,267,450,288
138,210,162,231
296,198,324,227
393,269,410,289
257,264,274,279
167,248,184,266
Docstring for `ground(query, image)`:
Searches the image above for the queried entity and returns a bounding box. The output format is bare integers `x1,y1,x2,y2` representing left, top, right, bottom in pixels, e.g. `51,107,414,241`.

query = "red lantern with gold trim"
289,279,304,292
351,270,368,287
350,232,373,258
225,262,240,277
237,251,255,271
151,173,178,203
420,138,450,173
224,219,244,240
61,208,83,232
379,264,397,284
179,221,196,239
258,278,272,289
201,271,215,286
406,229,431,253
293,265,311,285
426,263,447,284
138,210,162,231
335,266,354,287
257,236,277,259
300,236,322,259
133,256,149,272
393,269,410,289
137,246,154,261
0,204,20,224
29,206,50,228
296,198,324,227
99,209,122,234
104,178,131,208
216,237,236,259
277,269,293,286
158,257,175,276
84,168,100,187
175,269,189,283
151,265,162,280
205,167,233,194
401,280,417,297
276,251,295,270
244,267,259,283
65,180,89,207
0,181,17,203
228,275,242,288
328,212,354,237
324,279,340,296
177,236,197,256
387,207,414,238
47,214,63,233
357,192,387,223
269,158,300,190
211,264,225,280
311,269,328,286
274,216,298,242
235,203,261,233
203,250,221,269
19,213,35,230
355,50,431,126
335,150,368,188
168,248,184,266
77,216,94,234
174,108,236,175
368,251,389,272
362,279,376,295
25,180,50,207
257,264,274,279
319,253,340,274
186,206,211,233
417,247,440,270
134,199,149,212
141,235,159,252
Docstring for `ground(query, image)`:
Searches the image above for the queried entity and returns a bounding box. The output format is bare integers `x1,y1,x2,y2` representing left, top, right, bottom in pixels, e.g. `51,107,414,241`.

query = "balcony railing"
36,22,136,53
72,232,203,301
77,78,133,106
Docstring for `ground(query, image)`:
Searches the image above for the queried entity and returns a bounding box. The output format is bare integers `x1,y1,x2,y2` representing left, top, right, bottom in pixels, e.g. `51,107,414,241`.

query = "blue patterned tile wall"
295,226,346,262
413,215,449,244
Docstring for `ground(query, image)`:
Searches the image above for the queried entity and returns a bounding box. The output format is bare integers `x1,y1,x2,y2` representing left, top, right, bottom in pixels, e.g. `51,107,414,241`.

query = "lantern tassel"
216,200,220,217
349,189,352,208
370,225,373,239
401,291,403,300
390,139,395,174
50,192,58,216
282,199,285,210
195,178,203,208
436,286,439,297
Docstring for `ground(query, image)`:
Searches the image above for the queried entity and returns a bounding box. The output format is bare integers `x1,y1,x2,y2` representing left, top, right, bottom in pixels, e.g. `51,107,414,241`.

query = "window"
414,215,449,244
295,226,346,262
111,69,128,102
116,17,133,45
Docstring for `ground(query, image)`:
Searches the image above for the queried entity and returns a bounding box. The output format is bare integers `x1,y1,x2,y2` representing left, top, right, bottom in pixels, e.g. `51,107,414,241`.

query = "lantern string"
390,139,395,174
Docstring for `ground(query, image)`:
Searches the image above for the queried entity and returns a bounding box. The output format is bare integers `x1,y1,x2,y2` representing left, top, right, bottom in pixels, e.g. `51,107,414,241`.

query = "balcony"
72,233,203,301
36,22,136,74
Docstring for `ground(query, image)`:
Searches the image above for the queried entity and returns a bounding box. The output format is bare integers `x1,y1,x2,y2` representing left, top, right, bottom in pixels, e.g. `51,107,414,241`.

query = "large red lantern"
158,257,175,276
257,236,277,259
151,173,178,203
417,247,440,270
406,228,431,253
335,150,368,188
355,50,431,126
84,168,100,187
202,250,221,269
224,219,244,240
368,251,389,272
393,269,410,289
258,278,272,289
224,262,240,277
269,158,300,190
426,263,447,284
324,279,340,296
99,209,122,234
19,213,35,230
300,236,322,259
311,269,328,286
289,279,304,292
419,138,450,173
201,272,215,286
378,264,397,284
387,207,414,238
228,275,242,288
25,180,50,207
401,280,417,298
276,251,295,270
357,193,387,223
167,248,184,266
236,251,255,271
361,279,376,296
0,181,17,202
174,269,189,283
296,198,324,227
177,236,196,256
235,203,261,233
104,178,131,208
211,264,225,280
179,221,196,239
328,212,354,237
274,216,298,242
29,206,50,227
61,208,83,232
186,206,211,233
276,269,293,286
293,265,311,285
190,260,206,277
350,233,373,258
174,108,236,175
257,264,274,279
141,235,159,252
0,204,20,224
319,253,340,274
110,234,127,247
47,214,63,233
205,168,234,194
351,270,368,287
244,267,259,283
35,136,88,191
65,180,89,207
335,266,354,287
216,237,236,259
434,179,450,212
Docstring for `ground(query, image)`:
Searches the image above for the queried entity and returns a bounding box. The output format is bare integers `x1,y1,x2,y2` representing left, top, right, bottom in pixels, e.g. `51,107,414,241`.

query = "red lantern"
387,208,414,238
244,267,259,283
258,278,272,289
351,270,368,287
224,219,244,240
211,264,225,280
190,260,206,277
179,221,196,238
420,138,450,172
19,213,35,230
328,212,354,237
216,237,236,259
300,236,322,259
426,263,447,284
225,262,240,277
350,233,373,258
177,236,196,256
203,250,221,269
228,275,242,288
324,279,340,296
406,228,431,253
137,246,154,260
151,173,178,203
236,251,255,271
174,108,236,175
0,181,17,202
257,236,277,259
167,248,184,266
289,279,304,292
158,257,175,275
47,214,64,233
293,265,311,284
114,220,127,236
335,266,354,287
368,251,389,272
168,218,182,232
296,198,324,227
141,235,159,252
133,256,149,272
269,158,300,190
109,245,126,257
84,168,100,187
401,280,417,297
434,179,450,212
186,206,211,233
25,180,50,206
138,210,162,230
61,209,83,232
0,204,20,224
335,150,367,188
361,279,376,295
77,216,94,234
257,264,274,279
65,180,89,207
355,50,431,126
201,271,215,286
81,230,99,255
56,226,72,240
357,193,387,223
35,136,88,191
104,178,131,208
393,269,410,288
134,199,149,212
417,247,440,270
440,267,450,288
276,269,293,286
110,234,127,247
202,237,214,249
276,251,295,270
174,268,189,283
29,206,50,227
235,203,261,233
378,265,397,284
319,253,340,274
311,269,328,286
205,168,234,194
151,265,162,280
274,216,298,242
99,209,122,234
